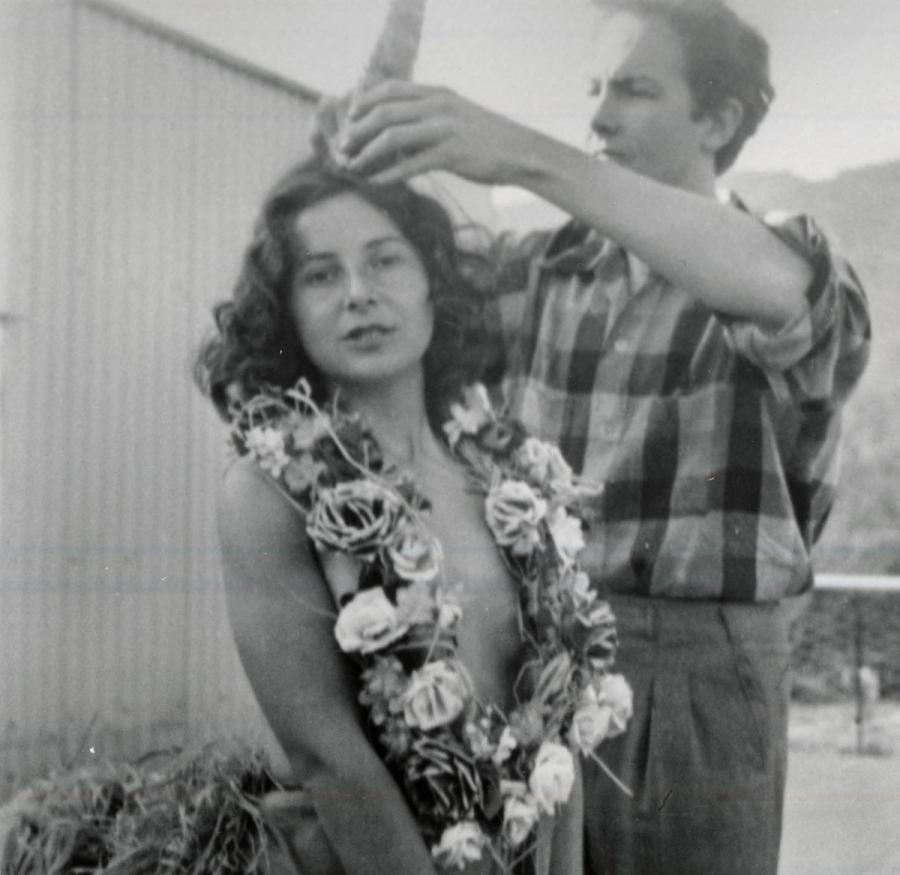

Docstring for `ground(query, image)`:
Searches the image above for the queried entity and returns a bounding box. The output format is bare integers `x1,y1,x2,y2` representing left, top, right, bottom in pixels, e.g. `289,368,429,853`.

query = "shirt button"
614,338,631,354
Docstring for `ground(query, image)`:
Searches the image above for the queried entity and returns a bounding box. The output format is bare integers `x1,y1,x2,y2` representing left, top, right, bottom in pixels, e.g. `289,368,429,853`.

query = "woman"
194,157,586,875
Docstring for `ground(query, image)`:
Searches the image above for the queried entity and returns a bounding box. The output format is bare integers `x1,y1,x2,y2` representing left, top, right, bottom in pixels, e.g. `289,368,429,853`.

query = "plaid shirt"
489,197,870,601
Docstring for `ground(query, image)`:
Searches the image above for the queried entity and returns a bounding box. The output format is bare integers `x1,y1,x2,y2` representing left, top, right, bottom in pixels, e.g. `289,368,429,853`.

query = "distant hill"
495,160,900,574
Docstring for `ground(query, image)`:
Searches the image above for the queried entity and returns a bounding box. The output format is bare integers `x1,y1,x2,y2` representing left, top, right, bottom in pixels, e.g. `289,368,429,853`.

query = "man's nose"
590,91,620,138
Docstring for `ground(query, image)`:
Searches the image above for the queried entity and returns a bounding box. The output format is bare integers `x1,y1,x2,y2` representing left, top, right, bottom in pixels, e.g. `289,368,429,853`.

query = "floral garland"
232,381,632,872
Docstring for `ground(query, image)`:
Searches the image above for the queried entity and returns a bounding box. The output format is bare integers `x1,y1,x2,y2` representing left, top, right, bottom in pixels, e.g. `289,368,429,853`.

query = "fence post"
853,594,865,754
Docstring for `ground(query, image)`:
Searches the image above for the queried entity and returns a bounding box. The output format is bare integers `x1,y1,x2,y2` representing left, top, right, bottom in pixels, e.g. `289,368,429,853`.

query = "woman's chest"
414,464,523,704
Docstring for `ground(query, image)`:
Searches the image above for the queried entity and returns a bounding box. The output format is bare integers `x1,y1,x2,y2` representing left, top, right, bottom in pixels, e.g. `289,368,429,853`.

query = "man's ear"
702,97,744,155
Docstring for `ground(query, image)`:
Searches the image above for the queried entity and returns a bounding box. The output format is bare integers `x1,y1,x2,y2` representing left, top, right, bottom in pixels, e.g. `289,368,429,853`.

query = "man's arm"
340,82,811,331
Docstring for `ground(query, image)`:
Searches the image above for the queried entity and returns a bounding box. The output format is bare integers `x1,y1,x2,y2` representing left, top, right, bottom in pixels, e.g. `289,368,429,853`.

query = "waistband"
605,593,806,651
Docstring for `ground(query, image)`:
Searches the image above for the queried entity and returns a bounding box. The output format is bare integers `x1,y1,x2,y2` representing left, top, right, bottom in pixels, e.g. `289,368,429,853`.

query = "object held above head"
314,0,427,168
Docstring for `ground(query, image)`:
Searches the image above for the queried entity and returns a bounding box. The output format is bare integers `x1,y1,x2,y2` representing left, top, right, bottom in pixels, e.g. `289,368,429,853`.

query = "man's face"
587,11,716,192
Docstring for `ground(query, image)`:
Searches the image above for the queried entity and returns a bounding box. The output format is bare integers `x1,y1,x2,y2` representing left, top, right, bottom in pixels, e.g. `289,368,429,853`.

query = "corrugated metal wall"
0,0,496,799
0,0,322,796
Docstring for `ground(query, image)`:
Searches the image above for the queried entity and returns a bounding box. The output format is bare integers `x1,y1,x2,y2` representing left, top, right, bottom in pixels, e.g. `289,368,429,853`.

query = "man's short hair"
594,0,775,173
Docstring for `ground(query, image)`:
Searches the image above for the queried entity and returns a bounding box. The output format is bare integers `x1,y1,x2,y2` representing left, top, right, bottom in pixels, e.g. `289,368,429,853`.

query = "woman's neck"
337,371,443,468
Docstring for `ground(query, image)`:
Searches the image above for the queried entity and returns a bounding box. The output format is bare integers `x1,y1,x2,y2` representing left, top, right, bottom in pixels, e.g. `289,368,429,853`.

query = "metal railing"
814,574,900,754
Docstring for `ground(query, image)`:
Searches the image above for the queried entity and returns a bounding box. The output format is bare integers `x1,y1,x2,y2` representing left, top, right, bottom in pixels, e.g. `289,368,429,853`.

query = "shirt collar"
538,220,611,272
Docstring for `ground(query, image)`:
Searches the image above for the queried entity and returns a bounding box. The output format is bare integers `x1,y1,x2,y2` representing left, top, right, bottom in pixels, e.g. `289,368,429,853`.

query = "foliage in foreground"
1,744,279,875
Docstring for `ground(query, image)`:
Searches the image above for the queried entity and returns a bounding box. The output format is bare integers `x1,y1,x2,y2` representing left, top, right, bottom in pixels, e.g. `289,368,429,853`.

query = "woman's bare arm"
217,457,438,875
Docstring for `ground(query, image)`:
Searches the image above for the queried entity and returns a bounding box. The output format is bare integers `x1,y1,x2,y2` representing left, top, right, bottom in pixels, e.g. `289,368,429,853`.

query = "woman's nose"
345,268,376,308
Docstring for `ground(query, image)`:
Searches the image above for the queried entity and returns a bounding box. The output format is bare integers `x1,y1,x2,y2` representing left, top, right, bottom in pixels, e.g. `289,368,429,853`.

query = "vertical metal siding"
1,0,317,792
1,0,496,797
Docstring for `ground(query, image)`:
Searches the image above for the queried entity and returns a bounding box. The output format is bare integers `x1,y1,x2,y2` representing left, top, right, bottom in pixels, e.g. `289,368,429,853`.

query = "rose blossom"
516,436,554,483
548,506,585,562
401,659,471,730
306,479,402,558
431,821,486,870
528,741,576,814
594,673,633,740
484,480,547,555
570,570,597,610
334,587,409,655
502,793,540,848
578,600,616,630
437,597,463,631
387,520,442,584
546,444,575,491
567,686,612,755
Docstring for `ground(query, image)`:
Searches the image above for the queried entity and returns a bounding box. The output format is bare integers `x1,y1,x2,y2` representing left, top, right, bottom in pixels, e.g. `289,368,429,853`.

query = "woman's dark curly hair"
194,157,489,430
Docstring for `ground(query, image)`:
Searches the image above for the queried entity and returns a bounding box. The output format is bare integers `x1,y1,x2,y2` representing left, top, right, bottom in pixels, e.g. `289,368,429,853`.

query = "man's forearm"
509,132,812,330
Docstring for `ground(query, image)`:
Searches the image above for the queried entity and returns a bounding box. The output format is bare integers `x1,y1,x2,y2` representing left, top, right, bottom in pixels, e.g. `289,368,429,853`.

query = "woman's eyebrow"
297,250,336,263
365,235,407,249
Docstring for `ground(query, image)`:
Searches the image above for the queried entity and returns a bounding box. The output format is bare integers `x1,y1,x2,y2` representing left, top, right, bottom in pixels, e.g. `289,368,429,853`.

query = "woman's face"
289,191,434,393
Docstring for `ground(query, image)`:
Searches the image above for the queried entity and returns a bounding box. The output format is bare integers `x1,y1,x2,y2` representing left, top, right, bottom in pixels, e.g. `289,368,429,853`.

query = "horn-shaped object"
359,0,427,90
316,0,428,165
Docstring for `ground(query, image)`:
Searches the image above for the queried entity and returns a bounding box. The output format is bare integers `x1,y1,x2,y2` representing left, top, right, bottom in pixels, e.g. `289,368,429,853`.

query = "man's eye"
618,82,656,98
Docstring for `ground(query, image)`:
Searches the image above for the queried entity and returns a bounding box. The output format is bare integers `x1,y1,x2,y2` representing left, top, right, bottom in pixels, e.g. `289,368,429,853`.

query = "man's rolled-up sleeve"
725,212,871,407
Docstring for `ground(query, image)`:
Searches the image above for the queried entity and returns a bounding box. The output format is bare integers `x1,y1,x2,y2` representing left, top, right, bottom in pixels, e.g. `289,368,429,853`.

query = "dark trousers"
583,595,799,875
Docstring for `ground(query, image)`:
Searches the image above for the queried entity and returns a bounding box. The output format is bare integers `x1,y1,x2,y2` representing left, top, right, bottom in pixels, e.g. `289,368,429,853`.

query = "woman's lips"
343,324,395,344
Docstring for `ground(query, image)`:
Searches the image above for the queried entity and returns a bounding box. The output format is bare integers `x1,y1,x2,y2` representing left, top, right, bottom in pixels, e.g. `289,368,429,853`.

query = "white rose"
577,599,616,628
334,587,408,655
402,660,470,730
437,598,463,631
548,506,585,562
546,444,574,491
528,741,575,814
570,571,596,609
567,686,612,755
502,794,541,848
517,437,554,483
594,673,633,740
387,520,442,584
431,821,486,870
485,480,547,555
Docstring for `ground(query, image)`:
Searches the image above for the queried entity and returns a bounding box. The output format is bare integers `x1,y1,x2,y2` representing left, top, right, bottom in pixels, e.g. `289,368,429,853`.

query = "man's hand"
338,80,536,185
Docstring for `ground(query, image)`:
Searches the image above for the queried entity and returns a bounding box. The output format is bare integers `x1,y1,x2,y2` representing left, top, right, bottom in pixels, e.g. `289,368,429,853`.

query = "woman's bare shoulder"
215,455,316,590
218,455,305,538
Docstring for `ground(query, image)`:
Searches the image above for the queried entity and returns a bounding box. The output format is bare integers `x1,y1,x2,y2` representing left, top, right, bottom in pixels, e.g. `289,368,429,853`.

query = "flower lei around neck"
232,380,632,872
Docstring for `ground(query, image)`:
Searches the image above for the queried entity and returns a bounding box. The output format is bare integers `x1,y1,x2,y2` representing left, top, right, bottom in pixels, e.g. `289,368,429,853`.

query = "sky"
116,0,900,181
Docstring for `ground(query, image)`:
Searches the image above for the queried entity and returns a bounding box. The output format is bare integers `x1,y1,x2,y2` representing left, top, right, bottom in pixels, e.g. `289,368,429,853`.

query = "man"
335,1,870,872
